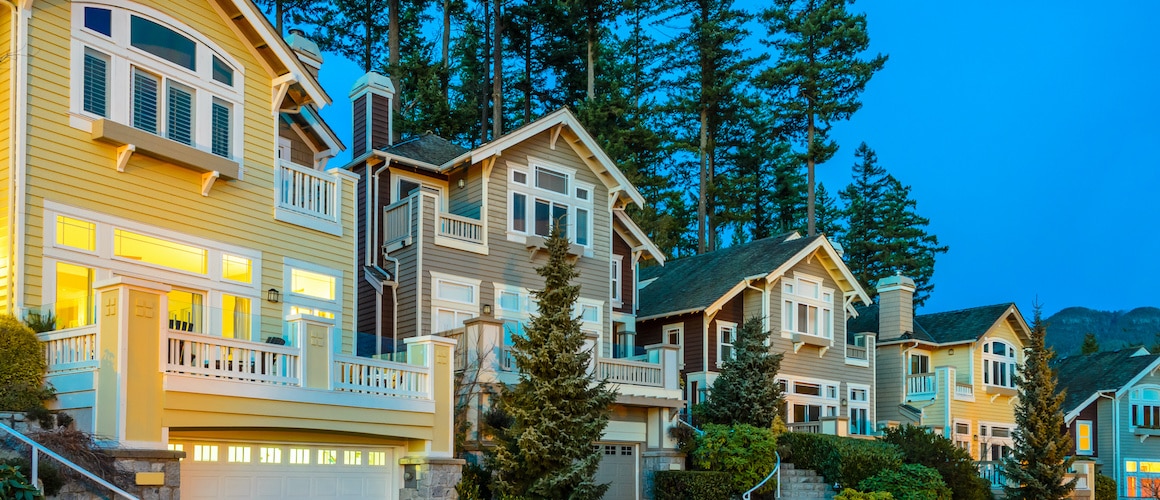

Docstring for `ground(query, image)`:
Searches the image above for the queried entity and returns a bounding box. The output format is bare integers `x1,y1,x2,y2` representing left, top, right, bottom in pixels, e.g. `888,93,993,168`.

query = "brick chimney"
285,29,323,80
877,274,916,340
349,72,395,158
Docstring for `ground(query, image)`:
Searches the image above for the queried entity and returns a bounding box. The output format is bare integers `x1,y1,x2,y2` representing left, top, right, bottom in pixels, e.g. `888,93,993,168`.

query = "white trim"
611,254,624,307
780,273,835,343
778,374,841,424
428,271,480,333
1076,419,1093,456
716,320,737,366
390,169,447,205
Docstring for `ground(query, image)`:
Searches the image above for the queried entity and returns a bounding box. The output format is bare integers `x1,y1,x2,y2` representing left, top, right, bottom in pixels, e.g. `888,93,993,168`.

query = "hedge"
692,424,780,495
858,463,952,500
779,432,903,488
0,315,50,410
653,470,735,500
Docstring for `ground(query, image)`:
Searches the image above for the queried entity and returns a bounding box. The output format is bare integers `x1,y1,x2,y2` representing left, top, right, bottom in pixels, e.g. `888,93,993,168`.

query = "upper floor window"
1132,387,1160,429
508,162,594,249
909,352,930,374
431,272,479,333
1076,420,1093,455
782,275,834,339
982,340,1018,388
717,321,737,364
611,255,623,305
71,3,243,159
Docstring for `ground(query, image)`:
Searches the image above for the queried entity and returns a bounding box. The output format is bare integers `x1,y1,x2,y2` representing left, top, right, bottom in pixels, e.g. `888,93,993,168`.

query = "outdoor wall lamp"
457,178,465,189
482,303,493,316
267,288,281,303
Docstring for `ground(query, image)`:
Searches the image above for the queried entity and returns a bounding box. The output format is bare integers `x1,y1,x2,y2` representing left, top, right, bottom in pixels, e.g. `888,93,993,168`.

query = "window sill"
983,384,1018,397
92,118,240,181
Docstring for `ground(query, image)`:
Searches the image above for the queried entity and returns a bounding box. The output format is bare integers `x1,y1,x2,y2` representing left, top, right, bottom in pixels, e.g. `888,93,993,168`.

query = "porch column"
405,335,458,458
287,314,333,390
645,343,680,391
93,277,170,448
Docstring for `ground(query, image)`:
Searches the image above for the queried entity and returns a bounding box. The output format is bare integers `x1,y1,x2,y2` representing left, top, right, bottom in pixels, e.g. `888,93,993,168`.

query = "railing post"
645,343,680,391
286,314,334,390
583,331,599,376
92,277,170,447
404,335,458,458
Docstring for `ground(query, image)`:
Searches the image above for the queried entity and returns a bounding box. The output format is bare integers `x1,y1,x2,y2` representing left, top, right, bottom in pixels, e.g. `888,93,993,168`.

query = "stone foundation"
641,449,685,500
399,456,465,500
106,449,183,500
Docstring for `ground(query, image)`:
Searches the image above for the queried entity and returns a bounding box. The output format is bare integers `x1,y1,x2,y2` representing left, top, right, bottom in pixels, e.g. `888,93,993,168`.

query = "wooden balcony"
383,192,487,255
274,160,346,236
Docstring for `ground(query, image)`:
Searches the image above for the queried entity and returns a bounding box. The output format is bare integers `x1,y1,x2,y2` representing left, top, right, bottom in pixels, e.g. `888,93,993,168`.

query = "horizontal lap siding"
278,123,314,167
709,294,746,372
0,7,9,313
1113,372,1160,468
24,1,356,333
613,232,631,314
351,95,367,157
638,312,704,374
448,165,483,218
875,345,905,423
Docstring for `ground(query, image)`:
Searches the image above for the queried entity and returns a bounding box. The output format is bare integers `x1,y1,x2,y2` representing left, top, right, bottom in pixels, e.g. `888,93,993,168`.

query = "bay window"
1132,387,1160,429
781,275,834,339
507,162,594,249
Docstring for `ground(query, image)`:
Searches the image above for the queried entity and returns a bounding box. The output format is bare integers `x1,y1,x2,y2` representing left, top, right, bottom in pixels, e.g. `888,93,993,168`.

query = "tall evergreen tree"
488,225,616,499
814,182,840,237
310,0,391,73
1002,306,1075,500
1080,333,1099,355
758,0,887,236
839,143,890,291
692,316,784,428
254,0,326,35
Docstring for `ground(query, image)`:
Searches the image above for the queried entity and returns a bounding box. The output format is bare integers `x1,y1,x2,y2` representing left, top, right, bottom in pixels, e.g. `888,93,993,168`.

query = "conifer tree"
310,0,391,72
488,224,616,499
1080,333,1099,355
758,0,887,237
839,143,890,290
814,182,840,237
1002,306,1075,500
692,316,784,428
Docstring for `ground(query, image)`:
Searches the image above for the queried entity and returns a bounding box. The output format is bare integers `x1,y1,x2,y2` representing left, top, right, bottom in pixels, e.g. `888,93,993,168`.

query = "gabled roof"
1055,348,1160,422
637,234,870,320
846,304,933,344
381,133,469,167
613,210,665,264
850,303,1026,346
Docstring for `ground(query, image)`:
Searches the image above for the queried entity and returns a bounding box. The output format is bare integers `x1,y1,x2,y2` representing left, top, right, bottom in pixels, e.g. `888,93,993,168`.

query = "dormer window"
70,3,244,160
508,161,594,250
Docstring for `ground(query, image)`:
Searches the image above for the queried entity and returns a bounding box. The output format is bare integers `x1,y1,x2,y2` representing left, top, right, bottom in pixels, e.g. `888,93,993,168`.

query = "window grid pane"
535,166,567,194
56,215,96,251
291,269,336,300
512,193,526,232
167,84,193,145
130,15,196,70
212,55,234,86
132,69,160,134
576,208,589,246
84,7,112,36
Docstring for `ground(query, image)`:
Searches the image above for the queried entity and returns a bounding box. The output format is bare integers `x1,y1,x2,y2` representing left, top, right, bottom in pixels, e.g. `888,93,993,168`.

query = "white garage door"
594,443,638,500
173,441,396,499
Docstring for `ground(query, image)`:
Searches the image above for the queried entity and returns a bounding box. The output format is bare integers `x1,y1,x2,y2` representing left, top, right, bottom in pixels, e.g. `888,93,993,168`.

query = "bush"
691,424,780,494
1,458,64,497
653,470,734,500
859,464,951,500
1095,473,1116,500
454,461,492,500
779,432,903,488
881,425,992,500
836,488,894,500
0,315,51,410
0,464,43,499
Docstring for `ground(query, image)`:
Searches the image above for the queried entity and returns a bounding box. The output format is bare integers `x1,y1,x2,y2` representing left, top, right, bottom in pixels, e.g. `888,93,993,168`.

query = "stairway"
778,463,837,500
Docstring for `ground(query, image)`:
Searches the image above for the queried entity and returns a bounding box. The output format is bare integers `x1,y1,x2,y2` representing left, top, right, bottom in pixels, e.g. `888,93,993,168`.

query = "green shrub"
858,463,951,500
21,310,56,334
881,425,992,500
0,315,51,411
836,488,894,500
653,470,734,500
1,458,64,497
0,464,43,500
454,461,492,500
779,432,903,488
691,424,780,494
1095,473,1116,500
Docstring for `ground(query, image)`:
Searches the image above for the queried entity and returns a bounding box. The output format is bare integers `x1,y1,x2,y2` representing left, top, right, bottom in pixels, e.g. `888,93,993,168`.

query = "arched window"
71,2,244,159
1131,386,1160,429
982,340,1018,388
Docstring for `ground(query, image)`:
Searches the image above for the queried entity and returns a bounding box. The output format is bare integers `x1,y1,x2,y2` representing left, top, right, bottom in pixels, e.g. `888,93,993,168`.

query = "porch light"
267,288,281,303
457,178,465,189
482,303,493,316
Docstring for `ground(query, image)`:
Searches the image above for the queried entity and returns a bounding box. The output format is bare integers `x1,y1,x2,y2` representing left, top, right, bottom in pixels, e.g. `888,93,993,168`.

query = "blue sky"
312,2,1159,318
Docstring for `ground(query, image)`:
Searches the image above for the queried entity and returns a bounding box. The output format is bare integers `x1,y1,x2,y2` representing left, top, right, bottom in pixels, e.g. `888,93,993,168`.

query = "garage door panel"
594,443,638,500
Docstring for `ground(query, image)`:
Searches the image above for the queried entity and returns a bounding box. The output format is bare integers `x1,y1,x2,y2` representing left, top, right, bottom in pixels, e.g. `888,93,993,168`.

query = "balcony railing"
332,354,429,399
39,325,98,373
846,345,868,360
439,213,483,244
383,198,412,248
383,192,486,254
907,373,936,396
977,461,1008,489
787,422,822,433
275,161,343,235
166,330,301,385
955,382,975,399
597,358,663,387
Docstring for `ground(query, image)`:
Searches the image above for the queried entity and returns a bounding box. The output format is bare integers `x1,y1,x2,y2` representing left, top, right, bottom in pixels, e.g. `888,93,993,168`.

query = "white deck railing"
787,422,822,433
383,198,412,247
907,373,937,396
955,382,975,399
438,212,483,244
276,161,338,222
165,331,300,386
597,358,663,387
332,354,430,399
846,345,868,360
39,325,98,373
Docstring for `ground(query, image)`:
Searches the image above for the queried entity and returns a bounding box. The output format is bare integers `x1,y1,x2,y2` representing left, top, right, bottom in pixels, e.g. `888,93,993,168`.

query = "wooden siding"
949,322,1020,426
637,312,703,373
448,165,482,219
278,121,315,167
1112,371,1160,478
1067,401,1099,458
369,94,390,150
1097,397,1115,477
22,1,356,339
351,94,367,157
0,6,10,314
875,344,906,423
613,231,632,314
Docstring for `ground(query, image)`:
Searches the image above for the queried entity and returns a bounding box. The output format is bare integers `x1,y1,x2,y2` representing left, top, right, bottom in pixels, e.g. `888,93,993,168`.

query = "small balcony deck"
274,160,351,236
383,191,486,256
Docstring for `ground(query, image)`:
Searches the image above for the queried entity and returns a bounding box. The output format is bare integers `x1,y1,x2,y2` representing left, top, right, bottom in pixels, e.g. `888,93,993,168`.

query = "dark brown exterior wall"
708,294,746,372
613,232,633,314
1066,401,1099,458
638,312,707,374
370,94,391,150
352,94,367,157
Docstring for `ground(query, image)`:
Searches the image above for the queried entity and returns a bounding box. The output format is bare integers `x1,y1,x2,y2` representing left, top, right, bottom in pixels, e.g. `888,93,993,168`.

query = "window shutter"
82,50,108,117
167,84,193,145
211,100,230,157
132,69,159,134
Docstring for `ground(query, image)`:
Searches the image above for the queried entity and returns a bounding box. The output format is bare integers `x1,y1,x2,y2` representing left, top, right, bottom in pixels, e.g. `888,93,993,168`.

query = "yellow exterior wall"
21,0,356,335
0,5,11,314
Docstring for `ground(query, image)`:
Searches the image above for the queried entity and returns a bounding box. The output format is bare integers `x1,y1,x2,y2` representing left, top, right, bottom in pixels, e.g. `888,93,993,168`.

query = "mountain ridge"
1044,306,1160,356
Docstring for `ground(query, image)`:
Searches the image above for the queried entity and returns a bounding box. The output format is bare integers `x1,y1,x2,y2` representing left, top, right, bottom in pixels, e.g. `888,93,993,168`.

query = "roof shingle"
379,133,468,166
1054,348,1160,415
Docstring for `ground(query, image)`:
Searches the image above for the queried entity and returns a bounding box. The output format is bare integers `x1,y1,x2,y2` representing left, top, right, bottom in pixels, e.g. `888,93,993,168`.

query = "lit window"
982,340,1018,388
288,305,335,319
1076,420,1092,455
54,262,94,330
289,448,310,465
318,450,337,465
782,276,834,339
291,269,335,301
227,446,250,463
368,452,387,466
222,255,252,283
221,295,251,340
344,451,362,465
114,229,207,274
193,445,218,462
56,216,96,251
167,289,204,333
260,447,281,464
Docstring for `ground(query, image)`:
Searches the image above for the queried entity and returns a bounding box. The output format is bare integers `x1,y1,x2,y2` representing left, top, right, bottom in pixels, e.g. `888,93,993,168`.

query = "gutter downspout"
3,0,25,315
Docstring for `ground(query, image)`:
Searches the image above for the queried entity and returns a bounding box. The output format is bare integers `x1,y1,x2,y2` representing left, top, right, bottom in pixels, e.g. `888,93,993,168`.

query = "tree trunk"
586,8,596,100
442,0,451,103
363,7,372,72
698,108,708,255
388,0,401,113
481,0,491,143
492,0,503,139
275,0,284,35
523,31,531,123
806,108,815,236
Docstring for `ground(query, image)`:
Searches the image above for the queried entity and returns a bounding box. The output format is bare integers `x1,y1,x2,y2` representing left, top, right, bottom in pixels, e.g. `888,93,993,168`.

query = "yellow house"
848,276,1031,461
0,1,456,498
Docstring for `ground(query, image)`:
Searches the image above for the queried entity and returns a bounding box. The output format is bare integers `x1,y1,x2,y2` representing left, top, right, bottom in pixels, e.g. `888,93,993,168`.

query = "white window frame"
982,339,1018,389
848,384,871,435
978,421,1016,461
505,160,594,252
780,375,841,424
909,349,932,374
68,2,244,160
390,170,447,205
1076,419,1093,456
611,254,623,307
1130,386,1160,430
282,258,343,337
663,323,683,367
780,273,835,341
429,271,480,333
717,320,737,365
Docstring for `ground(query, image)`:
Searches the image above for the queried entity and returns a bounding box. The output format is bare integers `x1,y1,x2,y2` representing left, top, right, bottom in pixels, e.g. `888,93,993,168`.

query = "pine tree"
1002,306,1075,500
692,316,784,428
309,0,391,73
814,182,840,237
254,0,326,35
839,143,890,292
758,0,887,237
488,224,617,499
1080,333,1100,355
